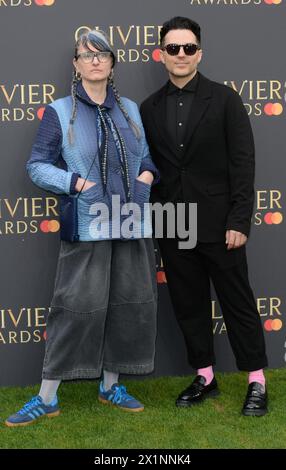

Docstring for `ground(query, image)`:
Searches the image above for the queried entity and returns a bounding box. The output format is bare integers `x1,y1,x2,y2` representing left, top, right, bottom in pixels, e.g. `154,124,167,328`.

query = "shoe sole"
5,410,60,427
98,396,144,412
176,388,220,407
242,409,268,417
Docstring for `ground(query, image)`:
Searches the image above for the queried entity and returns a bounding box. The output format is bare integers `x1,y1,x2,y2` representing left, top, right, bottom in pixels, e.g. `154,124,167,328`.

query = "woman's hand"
136,171,154,185
75,177,96,193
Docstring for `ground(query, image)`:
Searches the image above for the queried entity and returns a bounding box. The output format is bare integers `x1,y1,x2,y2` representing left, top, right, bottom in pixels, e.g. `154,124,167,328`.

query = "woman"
6,29,159,427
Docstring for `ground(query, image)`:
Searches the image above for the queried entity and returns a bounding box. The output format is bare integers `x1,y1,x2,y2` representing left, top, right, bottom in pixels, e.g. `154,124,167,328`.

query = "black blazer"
140,72,255,242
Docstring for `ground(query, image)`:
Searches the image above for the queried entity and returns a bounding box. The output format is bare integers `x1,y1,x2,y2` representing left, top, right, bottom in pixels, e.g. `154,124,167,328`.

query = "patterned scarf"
96,105,131,201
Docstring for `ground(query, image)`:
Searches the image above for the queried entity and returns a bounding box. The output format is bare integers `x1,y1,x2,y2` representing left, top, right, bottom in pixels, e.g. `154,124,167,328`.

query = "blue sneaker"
5,395,60,427
98,382,144,412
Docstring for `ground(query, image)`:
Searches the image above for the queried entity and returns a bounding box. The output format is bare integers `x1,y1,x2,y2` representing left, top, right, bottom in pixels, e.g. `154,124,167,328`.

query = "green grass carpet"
0,369,285,449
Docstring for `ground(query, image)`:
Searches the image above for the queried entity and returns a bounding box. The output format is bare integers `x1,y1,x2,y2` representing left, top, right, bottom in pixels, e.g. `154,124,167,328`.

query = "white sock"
39,379,61,405
103,370,119,391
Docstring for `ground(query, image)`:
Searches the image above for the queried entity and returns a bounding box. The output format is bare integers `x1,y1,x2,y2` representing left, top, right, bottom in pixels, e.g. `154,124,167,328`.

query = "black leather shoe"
176,375,219,407
242,382,268,417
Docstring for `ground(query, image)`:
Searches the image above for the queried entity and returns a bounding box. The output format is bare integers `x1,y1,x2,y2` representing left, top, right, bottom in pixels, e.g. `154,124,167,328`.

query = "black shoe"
176,375,219,407
242,382,268,417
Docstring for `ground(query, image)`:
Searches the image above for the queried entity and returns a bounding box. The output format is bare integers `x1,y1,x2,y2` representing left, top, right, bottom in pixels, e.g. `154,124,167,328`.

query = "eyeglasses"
162,43,200,56
76,51,112,63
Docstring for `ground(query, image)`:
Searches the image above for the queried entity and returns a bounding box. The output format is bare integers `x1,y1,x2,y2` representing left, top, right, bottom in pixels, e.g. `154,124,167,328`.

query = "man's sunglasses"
162,43,201,56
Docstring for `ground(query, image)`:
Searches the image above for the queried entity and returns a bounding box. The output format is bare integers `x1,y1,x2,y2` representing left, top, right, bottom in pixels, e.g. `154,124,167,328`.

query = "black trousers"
158,238,268,371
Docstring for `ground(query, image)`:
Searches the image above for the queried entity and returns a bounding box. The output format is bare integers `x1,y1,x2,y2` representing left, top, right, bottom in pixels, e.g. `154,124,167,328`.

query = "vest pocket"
80,182,102,202
133,179,151,207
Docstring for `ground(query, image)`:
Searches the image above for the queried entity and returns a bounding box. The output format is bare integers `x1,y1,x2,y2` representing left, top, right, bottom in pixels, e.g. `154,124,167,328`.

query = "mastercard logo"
264,319,283,331
264,0,282,4
264,102,283,115
157,271,167,284
40,220,60,233
264,212,283,224
34,0,55,5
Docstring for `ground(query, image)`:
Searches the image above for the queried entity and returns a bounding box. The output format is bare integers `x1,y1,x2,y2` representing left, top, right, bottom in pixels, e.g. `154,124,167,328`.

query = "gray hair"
68,29,141,144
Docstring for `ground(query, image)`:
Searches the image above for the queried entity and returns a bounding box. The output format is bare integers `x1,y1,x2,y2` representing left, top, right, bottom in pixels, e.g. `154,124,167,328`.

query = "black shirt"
166,72,199,156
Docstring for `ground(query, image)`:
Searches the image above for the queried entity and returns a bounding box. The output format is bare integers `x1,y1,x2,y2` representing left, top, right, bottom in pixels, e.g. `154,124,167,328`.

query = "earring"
76,71,81,80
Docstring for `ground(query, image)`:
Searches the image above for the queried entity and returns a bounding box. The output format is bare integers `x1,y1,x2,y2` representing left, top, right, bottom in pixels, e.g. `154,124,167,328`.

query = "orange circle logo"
272,212,283,224
48,220,60,233
272,319,283,331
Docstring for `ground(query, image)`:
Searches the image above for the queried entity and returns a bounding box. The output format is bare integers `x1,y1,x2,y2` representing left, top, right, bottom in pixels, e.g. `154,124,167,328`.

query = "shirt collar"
167,72,199,96
76,81,115,109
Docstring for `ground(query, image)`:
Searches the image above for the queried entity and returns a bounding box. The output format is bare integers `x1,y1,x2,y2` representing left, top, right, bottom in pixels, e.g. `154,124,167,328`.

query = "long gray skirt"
42,238,158,380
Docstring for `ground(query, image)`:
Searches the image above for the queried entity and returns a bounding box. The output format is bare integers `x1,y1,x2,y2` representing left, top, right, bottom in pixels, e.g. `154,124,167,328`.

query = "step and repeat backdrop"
0,0,285,386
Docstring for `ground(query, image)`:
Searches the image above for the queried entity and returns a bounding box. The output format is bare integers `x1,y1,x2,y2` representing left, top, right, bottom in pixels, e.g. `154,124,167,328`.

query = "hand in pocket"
76,177,97,193
136,170,153,186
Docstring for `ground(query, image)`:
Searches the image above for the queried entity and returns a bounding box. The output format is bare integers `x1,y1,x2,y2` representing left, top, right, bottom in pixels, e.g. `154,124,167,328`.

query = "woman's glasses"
76,51,112,63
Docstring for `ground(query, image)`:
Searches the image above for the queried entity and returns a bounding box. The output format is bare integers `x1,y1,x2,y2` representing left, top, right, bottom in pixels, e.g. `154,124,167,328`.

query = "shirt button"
178,122,183,126
180,144,184,148
179,102,183,106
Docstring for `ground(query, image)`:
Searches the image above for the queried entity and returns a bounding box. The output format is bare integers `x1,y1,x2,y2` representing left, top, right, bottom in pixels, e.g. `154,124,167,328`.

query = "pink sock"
197,366,214,385
248,369,265,388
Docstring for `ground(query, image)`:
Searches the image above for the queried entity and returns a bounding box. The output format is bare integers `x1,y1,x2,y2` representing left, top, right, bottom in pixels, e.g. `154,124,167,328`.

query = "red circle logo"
152,49,161,63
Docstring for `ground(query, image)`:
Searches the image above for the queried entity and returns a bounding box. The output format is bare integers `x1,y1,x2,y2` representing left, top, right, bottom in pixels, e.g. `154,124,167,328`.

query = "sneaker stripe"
28,413,36,420
38,407,45,415
33,410,40,418
98,383,144,411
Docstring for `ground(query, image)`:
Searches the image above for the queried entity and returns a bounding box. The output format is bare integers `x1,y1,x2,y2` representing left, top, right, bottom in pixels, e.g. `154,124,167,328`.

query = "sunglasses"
162,43,200,56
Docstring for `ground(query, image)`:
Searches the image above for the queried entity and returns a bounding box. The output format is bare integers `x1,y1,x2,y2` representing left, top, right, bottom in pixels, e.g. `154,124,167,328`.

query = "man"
140,16,268,416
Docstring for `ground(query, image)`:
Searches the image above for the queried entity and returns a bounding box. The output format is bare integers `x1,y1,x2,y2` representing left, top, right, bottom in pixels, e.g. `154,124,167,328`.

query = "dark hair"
160,16,201,46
